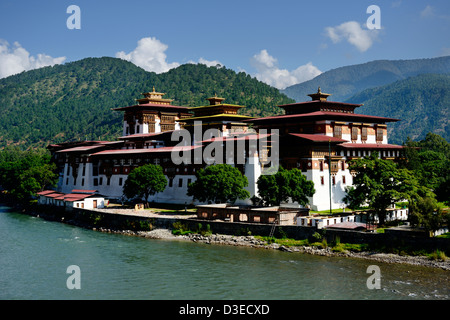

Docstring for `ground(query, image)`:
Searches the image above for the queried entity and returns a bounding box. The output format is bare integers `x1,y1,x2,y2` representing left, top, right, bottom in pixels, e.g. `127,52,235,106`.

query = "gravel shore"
127,228,450,271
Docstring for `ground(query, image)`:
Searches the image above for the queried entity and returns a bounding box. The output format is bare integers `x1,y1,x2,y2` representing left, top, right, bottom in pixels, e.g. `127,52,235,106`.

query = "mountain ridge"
0,57,294,149
345,73,450,144
281,56,450,102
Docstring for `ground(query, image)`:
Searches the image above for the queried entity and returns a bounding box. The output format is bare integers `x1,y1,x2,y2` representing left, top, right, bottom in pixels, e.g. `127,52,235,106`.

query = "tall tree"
257,167,315,207
344,152,431,225
122,164,167,205
187,164,250,204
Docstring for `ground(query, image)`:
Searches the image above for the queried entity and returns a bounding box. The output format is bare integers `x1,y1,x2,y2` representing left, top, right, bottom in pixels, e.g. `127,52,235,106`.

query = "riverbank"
4,201,450,271
94,226,450,271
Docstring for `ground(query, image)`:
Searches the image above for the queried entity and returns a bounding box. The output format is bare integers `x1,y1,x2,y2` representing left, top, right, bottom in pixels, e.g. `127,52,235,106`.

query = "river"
0,205,448,300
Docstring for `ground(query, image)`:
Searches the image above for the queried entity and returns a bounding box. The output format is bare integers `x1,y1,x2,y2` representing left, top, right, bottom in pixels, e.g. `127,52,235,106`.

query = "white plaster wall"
308,168,351,211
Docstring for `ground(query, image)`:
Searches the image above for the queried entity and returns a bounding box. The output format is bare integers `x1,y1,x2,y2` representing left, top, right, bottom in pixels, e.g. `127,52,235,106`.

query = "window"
332,176,336,185
119,178,123,186
376,128,384,142
333,125,342,138
94,178,98,186
320,176,324,185
107,177,111,186
81,178,84,186
342,175,346,184
178,178,183,188
351,127,358,141
169,178,173,187
319,161,324,171
361,127,368,141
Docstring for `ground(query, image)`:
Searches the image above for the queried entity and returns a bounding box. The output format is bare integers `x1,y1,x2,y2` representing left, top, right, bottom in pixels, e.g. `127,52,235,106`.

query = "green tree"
257,167,315,206
408,197,447,235
122,164,167,205
187,164,250,204
344,152,430,226
402,133,450,204
0,147,58,200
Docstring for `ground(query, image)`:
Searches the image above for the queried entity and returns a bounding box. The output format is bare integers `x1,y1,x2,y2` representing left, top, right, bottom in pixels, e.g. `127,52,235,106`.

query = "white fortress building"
49,87,404,211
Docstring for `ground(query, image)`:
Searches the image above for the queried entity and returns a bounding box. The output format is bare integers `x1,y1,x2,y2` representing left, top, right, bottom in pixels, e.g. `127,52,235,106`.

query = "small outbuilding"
36,190,105,210
196,203,309,225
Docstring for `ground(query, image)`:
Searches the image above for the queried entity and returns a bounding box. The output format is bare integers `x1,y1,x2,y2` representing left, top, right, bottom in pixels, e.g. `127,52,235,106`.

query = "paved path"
93,207,197,220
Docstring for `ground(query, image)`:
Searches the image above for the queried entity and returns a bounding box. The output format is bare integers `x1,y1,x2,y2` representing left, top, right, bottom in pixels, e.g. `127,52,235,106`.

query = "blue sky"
1,0,449,89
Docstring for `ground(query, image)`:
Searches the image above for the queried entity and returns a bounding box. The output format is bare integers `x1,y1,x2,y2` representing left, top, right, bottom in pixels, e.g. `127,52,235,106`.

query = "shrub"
172,222,192,235
311,231,322,242
430,249,447,261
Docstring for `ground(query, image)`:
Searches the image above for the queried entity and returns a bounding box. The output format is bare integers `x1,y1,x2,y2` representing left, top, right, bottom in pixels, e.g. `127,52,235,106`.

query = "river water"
0,205,448,300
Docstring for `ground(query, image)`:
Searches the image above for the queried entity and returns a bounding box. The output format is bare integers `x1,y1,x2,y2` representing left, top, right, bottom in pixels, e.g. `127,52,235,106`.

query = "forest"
0,57,293,149
347,73,450,145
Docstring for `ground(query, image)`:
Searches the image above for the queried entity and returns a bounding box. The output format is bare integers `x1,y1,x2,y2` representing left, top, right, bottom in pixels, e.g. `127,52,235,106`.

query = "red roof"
289,133,348,143
339,143,403,149
118,131,175,140
278,100,362,108
56,145,105,153
200,133,273,143
38,190,101,202
113,103,189,111
247,111,400,123
36,190,58,196
43,192,65,198
62,194,93,201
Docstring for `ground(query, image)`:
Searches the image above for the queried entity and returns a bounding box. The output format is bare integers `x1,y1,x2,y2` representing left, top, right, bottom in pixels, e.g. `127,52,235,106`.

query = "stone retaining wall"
39,206,449,253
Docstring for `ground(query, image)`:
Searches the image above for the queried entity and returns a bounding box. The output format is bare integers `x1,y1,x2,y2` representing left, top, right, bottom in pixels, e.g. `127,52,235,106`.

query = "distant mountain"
346,73,450,144
0,57,293,149
281,56,450,102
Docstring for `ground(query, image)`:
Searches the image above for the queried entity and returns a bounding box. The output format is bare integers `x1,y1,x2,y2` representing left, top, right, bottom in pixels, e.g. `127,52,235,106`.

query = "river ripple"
0,205,448,300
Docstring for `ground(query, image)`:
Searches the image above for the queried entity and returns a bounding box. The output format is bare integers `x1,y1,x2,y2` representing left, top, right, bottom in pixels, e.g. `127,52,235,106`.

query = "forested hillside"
346,73,450,145
0,57,293,149
282,56,450,102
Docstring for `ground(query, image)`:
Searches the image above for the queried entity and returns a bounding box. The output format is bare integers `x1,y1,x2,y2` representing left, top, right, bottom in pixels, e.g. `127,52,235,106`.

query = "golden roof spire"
136,86,173,105
308,86,331,101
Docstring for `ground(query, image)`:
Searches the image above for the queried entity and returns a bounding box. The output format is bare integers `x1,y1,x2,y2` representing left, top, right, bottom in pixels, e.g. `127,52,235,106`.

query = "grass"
254,235,370,253
308,208,349,215
254,234,449,258
436,232,450,239
112,202,197,214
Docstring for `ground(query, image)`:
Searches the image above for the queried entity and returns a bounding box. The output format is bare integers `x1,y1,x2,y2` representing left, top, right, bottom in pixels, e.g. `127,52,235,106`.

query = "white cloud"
325,21,379,52
116,37,180,74
250,49,321,89
187,57,223,68
420,5,434,18
420,5,450,21
0,40,66,79
198,58,223,68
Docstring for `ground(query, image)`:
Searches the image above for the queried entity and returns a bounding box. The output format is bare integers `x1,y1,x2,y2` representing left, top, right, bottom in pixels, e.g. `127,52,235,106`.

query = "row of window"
333,126,383,141
66,176,193,189
168,177,192,188
320,175,348,186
